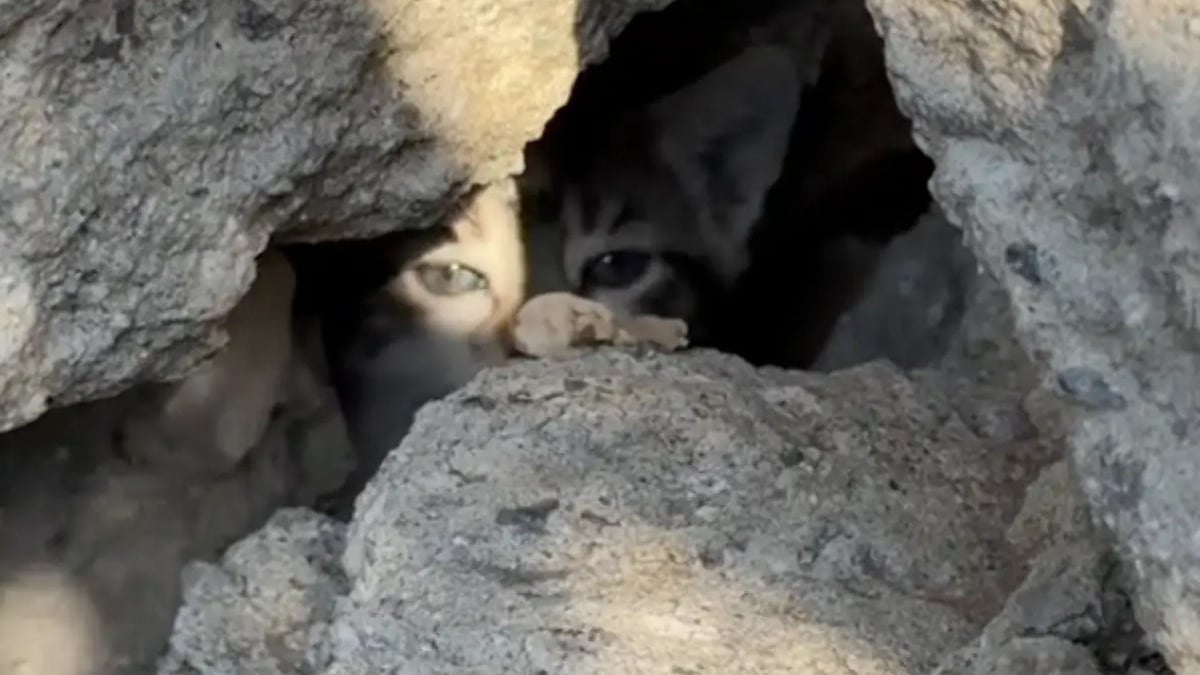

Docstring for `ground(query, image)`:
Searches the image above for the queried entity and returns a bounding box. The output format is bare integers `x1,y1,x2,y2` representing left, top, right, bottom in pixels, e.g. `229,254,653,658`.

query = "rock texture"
0,252,354,675
0,0,669,432
158,349,1061,675
4,0,1197,672
933,459,1146,675
864,0,1200,670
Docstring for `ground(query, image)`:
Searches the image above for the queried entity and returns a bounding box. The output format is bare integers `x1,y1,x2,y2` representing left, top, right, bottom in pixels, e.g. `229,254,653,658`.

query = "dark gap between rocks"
525,0,950,372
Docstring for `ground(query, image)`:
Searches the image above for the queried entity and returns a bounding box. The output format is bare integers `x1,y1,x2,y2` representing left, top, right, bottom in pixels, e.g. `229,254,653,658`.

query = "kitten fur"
285,180,527,517
550,45,803,346
529,4,933,368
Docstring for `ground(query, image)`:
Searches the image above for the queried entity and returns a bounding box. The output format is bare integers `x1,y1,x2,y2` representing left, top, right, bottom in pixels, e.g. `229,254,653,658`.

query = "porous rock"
0,0,669,432
123,248,298,475
0,278,354,675
865,0,1200,669
933,460,1120,675
159,348,1051,674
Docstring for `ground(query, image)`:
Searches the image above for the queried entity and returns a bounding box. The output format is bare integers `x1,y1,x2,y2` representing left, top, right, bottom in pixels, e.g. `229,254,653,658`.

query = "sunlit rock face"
158,350,1053,674
865,0,1200,669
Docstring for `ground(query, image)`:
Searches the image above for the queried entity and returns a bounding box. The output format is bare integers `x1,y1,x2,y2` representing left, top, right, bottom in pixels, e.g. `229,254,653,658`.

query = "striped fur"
531,17,934,367
550,45,804,345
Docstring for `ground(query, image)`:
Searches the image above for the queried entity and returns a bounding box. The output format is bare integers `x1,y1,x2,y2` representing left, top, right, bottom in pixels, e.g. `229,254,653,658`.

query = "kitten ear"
649,45,801,248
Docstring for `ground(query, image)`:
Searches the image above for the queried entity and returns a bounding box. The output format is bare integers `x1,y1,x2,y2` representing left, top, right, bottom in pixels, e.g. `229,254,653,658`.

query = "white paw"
511,292,690,358
511,292,618,358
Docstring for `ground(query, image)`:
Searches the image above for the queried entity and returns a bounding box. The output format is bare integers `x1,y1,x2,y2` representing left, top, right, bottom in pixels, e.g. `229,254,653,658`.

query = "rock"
865,0,1200,669
1005,460,1094,562
122,250,297,475
161,510,349,675
934,460,1107,675
0,0,670,433
0,318,354,675
950,638,1105,675
935,458,1164,675
158,349,1054,674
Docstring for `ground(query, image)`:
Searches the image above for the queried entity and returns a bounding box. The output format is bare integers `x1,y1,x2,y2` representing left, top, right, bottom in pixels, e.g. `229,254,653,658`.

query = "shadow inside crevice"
529,0,938,370
0,0,473,672
0,367,331,675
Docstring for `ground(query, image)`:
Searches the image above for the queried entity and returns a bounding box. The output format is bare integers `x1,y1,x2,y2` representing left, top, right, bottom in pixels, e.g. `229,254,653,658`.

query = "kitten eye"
583,251,651,289
413,262,489,296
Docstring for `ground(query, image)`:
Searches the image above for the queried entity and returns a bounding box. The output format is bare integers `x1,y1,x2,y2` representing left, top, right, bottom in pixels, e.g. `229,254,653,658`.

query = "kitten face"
551,46,802,338
558,150,720,330
526,10,934,370
307,179,528,516
384,179,526,348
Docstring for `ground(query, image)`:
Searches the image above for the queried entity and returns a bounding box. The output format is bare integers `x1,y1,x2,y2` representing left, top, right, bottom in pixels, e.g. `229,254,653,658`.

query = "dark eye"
414,262,488,296
582,251,651,289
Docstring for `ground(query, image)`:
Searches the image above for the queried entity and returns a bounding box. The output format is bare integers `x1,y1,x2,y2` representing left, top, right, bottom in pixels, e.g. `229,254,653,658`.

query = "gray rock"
936,458,1165,675
949,638,1106,675
122,249,298,475
935,460,1108,675
0,280,353,675
0,0,669,432
159,349,1056,674
865,0,1200,669
0,396,290,675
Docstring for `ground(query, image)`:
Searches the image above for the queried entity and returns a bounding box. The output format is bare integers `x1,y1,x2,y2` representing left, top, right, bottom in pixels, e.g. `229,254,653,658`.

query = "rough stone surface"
128,249,297,474
865,0,1200,669
932,460,1125,675
0,0,669,432
4,1,1195,673
158,349,1055,674
0,277,354,675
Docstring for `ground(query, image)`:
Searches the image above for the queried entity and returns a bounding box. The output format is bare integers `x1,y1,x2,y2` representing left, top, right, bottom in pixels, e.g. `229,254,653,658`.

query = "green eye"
414,262,489,296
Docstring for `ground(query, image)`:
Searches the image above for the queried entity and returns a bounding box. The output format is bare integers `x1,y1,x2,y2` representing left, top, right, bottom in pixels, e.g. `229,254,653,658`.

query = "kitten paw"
613,315,690,351
511,292,689,358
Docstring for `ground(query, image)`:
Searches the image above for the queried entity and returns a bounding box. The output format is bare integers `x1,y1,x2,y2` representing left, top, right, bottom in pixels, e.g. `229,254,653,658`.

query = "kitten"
286,180,527,517
548,45,803,346
532,24,933,368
